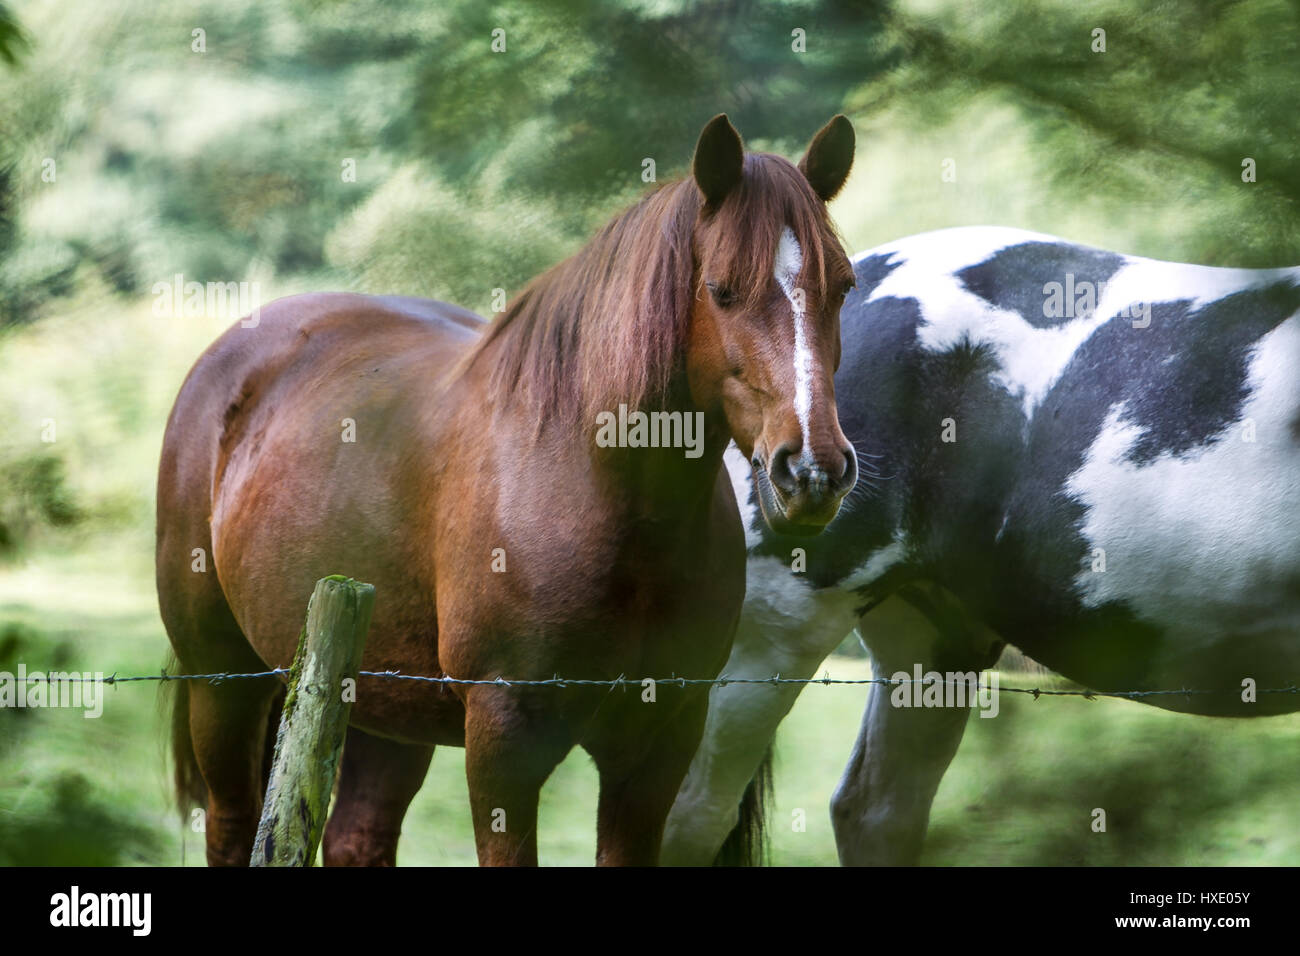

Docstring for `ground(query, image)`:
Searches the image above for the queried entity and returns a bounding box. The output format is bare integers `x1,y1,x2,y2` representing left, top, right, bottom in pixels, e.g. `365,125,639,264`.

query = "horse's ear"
798,114,855,203
692,114,744,209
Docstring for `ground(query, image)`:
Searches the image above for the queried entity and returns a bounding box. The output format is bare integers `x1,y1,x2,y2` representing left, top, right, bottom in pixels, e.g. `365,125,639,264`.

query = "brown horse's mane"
462,152,843,429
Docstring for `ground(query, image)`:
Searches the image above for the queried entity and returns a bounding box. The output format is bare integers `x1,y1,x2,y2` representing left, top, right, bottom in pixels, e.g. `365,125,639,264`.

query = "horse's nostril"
768,443,800,494
769,442,854,505
840,446,857,485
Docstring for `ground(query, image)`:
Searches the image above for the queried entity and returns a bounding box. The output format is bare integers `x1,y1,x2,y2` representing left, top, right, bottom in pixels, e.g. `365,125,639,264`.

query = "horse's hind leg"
187,676,280,865
159,518,281,864
159,569,278,865
831,593,995,865
323,726,433,866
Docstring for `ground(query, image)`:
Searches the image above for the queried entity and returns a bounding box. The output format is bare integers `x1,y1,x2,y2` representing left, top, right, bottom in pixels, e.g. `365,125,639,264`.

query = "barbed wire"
4,667,1298,701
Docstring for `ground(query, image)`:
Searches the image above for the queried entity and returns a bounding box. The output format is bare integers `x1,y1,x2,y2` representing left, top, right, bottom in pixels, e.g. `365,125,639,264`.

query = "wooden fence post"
250,575,374,867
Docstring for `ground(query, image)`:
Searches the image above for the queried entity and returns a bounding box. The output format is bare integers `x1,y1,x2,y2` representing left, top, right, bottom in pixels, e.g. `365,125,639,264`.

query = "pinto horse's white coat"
1069,315,1300,643
662,226,1300,867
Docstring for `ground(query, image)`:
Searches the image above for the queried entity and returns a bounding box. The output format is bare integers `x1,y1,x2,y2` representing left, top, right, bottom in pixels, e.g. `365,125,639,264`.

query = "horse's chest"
527,525,736,626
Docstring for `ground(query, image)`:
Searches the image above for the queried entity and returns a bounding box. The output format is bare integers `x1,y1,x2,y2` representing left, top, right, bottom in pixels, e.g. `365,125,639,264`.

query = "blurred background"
0,0,1297,865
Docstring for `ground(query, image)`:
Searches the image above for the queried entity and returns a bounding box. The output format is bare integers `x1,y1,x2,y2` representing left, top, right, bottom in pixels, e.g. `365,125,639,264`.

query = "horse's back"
829,228,1300,712
160,292,483,526
162,292,482,447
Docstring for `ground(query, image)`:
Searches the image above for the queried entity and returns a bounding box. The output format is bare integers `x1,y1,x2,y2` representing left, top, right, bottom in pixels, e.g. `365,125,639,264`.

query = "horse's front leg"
831,593,997,866
463,684,572,867
586,690,713,866
661,611,848,865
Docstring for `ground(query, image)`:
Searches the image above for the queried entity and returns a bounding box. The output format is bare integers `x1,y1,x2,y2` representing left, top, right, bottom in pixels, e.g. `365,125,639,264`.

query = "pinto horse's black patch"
1118,282,1300,463
957,242,1126,328
1034,280,1300,475
994,277,1300,647
851,252,902,301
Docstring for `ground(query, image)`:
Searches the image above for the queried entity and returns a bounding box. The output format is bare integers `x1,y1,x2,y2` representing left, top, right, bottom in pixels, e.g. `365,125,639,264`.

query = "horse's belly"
1141,626,1300,715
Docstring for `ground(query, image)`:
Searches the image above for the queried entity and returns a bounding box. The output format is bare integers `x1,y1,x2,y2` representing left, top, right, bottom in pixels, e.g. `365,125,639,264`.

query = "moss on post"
250,576,374,867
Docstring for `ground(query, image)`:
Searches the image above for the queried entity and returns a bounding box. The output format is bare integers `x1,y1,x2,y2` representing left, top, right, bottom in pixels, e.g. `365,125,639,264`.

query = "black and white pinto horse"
662,226,1300,865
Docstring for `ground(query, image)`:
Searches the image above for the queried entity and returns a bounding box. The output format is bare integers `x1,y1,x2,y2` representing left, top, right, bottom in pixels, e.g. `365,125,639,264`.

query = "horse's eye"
706,281,736,308
840,279,856,300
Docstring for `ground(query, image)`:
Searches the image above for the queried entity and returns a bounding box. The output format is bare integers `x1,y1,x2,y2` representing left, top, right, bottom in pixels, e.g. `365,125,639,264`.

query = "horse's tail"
162,656,207,820
712,744,774,866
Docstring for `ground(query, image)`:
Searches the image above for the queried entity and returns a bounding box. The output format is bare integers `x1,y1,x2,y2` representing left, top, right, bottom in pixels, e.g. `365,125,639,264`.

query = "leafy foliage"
0,2,28,66
868,0,1300,266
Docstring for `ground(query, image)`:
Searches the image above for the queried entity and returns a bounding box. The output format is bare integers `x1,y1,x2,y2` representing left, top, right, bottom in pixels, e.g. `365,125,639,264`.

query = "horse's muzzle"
755,442,857,535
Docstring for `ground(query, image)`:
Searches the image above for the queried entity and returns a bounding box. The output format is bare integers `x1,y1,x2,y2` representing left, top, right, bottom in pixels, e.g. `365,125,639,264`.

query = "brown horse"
157,113,858,866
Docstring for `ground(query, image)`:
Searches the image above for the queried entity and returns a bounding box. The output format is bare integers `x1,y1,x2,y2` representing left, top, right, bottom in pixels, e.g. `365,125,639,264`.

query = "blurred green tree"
408,0,894,212
865,0,1300,265
0,2,28,66
3,0,1298,322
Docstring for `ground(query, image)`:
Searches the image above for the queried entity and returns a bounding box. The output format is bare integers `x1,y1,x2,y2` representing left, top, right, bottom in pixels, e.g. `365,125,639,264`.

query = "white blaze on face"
774,226,812,453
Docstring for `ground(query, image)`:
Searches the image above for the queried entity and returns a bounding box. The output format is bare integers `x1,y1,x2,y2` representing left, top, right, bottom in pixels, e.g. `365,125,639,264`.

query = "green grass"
402,660,1299,866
